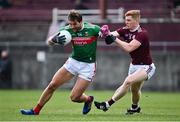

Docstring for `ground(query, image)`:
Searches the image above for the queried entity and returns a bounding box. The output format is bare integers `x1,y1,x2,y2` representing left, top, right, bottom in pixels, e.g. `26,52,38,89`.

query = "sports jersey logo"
72,36,96,46
125,34,128,37
77,33,83,36
73,40,88,45
128,34,133,40
85,32,88,36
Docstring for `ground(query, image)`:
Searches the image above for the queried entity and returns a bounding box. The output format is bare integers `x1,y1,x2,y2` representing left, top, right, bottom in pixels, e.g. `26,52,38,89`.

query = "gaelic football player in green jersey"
20,10,100,115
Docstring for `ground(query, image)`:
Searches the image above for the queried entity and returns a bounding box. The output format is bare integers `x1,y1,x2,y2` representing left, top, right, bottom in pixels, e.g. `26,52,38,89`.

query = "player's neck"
130,24,140,32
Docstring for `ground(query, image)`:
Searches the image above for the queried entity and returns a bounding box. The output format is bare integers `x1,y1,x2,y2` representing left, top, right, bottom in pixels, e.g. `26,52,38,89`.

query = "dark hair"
68,10,82,22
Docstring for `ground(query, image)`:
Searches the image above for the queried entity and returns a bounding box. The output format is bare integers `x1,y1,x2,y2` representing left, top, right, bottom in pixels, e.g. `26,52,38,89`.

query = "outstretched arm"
104,33,141,52
100,24,141,52
115,38,141,53
100,25,120,37
111,31,119,37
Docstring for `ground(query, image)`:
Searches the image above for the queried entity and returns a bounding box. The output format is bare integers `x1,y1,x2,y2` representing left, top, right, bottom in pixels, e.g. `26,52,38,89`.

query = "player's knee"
70,94,80,102
124,77,133,87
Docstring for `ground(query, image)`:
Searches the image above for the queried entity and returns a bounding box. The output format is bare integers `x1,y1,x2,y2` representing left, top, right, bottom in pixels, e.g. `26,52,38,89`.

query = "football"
59,30,72,46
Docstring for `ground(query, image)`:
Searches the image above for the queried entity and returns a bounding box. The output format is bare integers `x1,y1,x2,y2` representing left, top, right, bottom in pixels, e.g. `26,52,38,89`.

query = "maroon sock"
33,104,43,114
87,96,93,103
108,99,115,106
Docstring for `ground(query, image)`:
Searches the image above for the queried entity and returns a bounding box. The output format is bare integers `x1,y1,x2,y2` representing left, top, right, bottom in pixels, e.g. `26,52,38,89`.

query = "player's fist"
100,25,110,38
52,33,66,45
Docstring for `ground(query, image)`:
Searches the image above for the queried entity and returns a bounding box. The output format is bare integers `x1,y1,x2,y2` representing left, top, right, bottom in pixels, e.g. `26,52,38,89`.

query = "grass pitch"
0,90,180,121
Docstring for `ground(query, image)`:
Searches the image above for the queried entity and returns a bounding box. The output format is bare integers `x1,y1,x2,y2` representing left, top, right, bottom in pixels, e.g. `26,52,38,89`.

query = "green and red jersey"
60,22,100,63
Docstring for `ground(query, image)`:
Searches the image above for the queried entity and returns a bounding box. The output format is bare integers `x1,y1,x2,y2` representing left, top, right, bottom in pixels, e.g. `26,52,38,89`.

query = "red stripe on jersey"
72,36,97,45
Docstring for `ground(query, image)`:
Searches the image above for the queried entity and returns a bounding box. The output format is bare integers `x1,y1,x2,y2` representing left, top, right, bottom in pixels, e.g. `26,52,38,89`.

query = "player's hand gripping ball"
52,30,72,46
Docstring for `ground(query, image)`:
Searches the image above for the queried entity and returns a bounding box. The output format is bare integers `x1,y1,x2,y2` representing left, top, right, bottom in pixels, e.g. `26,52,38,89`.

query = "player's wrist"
105,35,116,45
51,34,59,43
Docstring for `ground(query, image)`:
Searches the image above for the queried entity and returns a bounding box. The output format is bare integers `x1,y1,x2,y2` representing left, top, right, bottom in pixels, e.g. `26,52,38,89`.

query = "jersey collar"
130,25,140,32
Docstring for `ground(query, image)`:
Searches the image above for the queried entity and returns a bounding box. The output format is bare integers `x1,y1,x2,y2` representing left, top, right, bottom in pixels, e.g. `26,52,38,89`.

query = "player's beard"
72,28,80,32
72,26,82,32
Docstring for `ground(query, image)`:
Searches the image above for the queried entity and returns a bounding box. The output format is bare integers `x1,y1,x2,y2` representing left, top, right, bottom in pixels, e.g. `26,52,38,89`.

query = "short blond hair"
125,10,140,20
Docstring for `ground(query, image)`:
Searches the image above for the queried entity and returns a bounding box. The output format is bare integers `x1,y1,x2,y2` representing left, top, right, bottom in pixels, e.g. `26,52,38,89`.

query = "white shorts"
63,57,96,82
128,63,156,80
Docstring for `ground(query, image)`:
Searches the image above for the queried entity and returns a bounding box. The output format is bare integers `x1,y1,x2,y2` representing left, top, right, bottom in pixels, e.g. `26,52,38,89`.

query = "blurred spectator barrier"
52,8,125,23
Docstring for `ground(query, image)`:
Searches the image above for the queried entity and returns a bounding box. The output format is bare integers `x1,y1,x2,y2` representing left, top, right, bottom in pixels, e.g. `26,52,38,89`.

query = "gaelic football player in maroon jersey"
94,10,156,114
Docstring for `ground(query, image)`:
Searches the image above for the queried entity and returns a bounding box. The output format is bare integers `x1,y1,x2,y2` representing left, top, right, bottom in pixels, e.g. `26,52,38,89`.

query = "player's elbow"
125,48,132,53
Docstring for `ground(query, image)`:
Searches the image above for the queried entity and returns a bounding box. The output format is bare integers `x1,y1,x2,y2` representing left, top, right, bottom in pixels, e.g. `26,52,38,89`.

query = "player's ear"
135,17,140,23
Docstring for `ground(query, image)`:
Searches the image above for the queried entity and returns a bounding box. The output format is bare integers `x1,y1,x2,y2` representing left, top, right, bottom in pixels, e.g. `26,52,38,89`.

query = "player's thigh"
51,66,74,86
71,77,91,97
126,68,147,84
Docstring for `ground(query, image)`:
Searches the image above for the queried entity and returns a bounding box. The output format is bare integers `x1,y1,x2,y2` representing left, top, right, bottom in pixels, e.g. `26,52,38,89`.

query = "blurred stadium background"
0,0,180,91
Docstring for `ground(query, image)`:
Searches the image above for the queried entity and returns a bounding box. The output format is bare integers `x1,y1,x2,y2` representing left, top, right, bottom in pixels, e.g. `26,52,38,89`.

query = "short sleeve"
116,28,126,37
135,32,148,44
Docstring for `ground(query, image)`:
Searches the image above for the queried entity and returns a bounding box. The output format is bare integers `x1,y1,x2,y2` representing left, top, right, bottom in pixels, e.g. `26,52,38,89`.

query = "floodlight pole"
100,0,107,21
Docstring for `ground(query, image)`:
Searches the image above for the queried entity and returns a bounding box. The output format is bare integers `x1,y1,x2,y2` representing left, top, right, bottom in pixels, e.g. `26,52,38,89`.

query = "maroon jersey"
116,26,152,65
